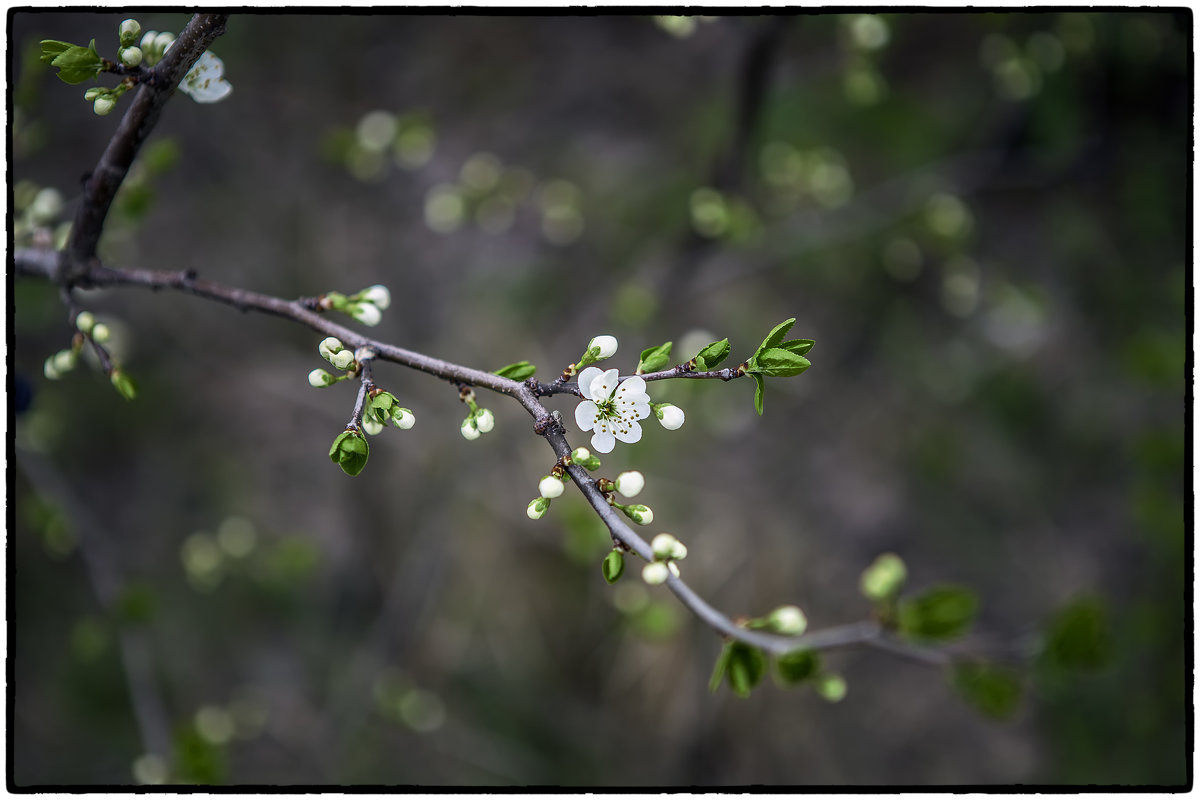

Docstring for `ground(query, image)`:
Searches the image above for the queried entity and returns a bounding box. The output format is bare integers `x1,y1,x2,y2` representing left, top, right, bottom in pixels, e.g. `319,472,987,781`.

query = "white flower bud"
589,335,618,359
330,350,355,371
318,336,343,360
119,46,143,67
571,447,591,462
30,188,63,223
84,87,103,101
308,368,334,388
154,32,175,54
43,356,60,380
642,561,670,585
614,470,645,498
625,504,653,526
119,19,141,46
538,475,564,499
651,533,680,561
362,415,384,436
93,96,116,116
139,30,158,52
53,349,76,373
527,496,550,520
655,403,685,430
392,408,415,430
668,561,681,578
670,541,688,560
361,284,391,309
474,408,495,433
90,323,111,343
461,417,481,440
74,311,95,334
350,303,382,326
767,605,808,636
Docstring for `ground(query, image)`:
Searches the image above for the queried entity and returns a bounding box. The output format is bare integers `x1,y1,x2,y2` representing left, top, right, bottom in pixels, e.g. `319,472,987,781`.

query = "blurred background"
10,11,1189,786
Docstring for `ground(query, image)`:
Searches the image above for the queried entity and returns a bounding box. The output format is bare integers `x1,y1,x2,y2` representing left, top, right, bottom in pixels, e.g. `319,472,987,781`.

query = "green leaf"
636,342,673,374
779,338,815,356
329,429,369,476
1039,596,1110,671
709,643,733,693
726,642,766,698
493,361,537,381
110,370,137,400
752,348,811,377
49,39,103,84
814,673,848,702
752,373,765,416
776,649,821,685
759,318,796,354
601,550,624,584
898,584,978,641
39,40,74,63
951,661,1022,719
693,338,730,371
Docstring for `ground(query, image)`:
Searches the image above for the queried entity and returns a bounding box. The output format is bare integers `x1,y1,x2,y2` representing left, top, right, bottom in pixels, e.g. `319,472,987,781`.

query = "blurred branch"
62,12,229,283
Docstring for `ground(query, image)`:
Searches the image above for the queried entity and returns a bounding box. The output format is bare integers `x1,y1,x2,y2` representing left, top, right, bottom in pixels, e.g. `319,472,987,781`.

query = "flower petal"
615,375,647,400
589,368,621,403
590,430,616,453
613,420,642,444
625,400,651,420
577,367,603,400
575,400,599,432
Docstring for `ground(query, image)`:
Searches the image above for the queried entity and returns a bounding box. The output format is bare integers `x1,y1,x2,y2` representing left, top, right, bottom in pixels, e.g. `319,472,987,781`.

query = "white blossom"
642,562,670,585
361,284,391,309
655,403,685,430
614,470,644,498
179,51,232,104
538,475,564,499
588,334,618,359
573,367,651,454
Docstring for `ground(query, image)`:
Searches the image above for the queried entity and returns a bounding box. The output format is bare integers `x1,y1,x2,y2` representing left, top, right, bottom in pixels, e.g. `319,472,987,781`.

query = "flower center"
597,398,617,419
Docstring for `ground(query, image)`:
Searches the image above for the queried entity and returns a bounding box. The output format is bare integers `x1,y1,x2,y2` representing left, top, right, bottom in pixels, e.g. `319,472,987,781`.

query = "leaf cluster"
40,39,104,84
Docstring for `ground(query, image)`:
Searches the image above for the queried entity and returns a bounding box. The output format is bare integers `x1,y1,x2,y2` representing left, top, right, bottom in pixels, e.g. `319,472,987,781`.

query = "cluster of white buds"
642,532,688,585
45,311,112,380
528,465,569,519
117,19,142,66
310,337,355,387
459,387,495,441
363,389,416,436
318,285,391,327
138,29,176,67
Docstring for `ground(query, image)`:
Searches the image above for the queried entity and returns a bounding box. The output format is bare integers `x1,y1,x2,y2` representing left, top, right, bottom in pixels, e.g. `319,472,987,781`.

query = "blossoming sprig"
575,334,618,370
458,386,495,440
641,533,687,585
317,285,391,327
363,388,416,434
573,367,651,453
309,337,359,387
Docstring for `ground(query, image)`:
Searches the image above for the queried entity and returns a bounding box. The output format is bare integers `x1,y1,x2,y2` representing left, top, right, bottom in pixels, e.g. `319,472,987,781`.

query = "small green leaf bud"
651,533,681,561
53,349,76,373
94,96,116,116
361,284,391,309
642,561,670,585
622,504,653,526
318,336,343,360
474,408,495,433
43,356,61,380
538,475,565,499
614,470,645,498
308,368,335,388
119,46,143,67
84,87,104,101
461,417,481,440
75,311,96,333
767,605,808,636
602,550,625,584
527,496,550,520
860,553,907,601
589,335,618,360
362,415,383,436
654,403,686,430
815,673,847,703
110,370,137,400
391,408,415,430
349,303,382,326
330,350,355,371
119,19,142,46
90,323,111,343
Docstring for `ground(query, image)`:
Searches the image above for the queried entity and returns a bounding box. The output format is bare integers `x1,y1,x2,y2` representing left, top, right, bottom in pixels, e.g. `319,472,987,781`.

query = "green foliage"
636,341,673,374
115,582,155,625
743,318,815,413
173,725,226,784
692,338,730,371
776,649,821,684
40,39,103,84
951,661,1022,719
1039,596,1111,672
898,584,978,641
493,360,537,380
710,641,767,698
860,553,907,601
329,429,369,476
109,370,137,400
601,550,624,584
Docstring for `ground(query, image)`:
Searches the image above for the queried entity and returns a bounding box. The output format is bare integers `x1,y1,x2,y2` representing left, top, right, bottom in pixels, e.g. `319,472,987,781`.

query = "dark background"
10,11,1190,786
